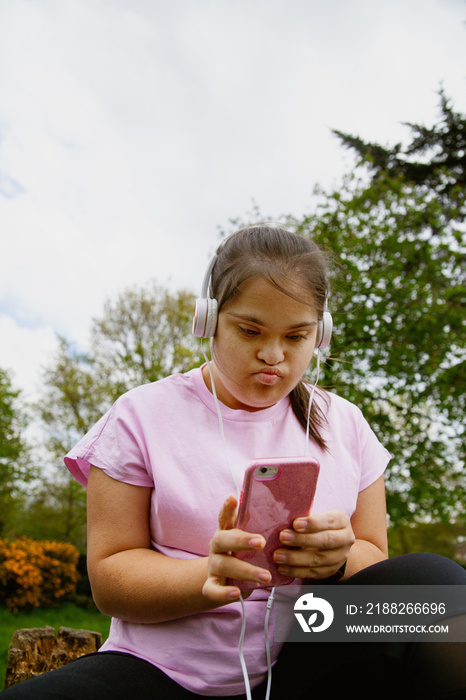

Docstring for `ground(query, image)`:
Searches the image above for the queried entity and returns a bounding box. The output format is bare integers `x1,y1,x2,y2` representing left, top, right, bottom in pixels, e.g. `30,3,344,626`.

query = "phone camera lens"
260,467,268,474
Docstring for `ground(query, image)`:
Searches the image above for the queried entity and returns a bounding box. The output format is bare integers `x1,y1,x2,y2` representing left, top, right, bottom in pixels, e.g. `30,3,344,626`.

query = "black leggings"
2,553,465,700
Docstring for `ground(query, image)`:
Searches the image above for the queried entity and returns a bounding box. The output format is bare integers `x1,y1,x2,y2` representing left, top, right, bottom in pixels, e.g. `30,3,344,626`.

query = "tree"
90,282,204,399
387,521,465,562
30,283,204,550
333,87,466,221
277,185,464,527
12,474,88,553
39,282,204,453
284,92,465,527
0,368,31,535
225,93,465,531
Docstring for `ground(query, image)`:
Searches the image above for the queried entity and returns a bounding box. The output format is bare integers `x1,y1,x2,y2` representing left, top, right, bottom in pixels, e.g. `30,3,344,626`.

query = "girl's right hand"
202,494,272,605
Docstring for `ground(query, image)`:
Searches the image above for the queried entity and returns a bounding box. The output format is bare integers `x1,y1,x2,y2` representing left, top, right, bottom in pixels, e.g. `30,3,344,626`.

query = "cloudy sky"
1,0,465,399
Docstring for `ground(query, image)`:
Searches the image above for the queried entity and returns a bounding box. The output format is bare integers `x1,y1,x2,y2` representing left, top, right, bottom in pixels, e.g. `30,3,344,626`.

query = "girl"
3,225,465,699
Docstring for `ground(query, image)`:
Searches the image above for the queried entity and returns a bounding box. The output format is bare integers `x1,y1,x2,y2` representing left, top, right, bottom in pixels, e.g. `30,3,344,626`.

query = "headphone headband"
192,238,333,349
200,252,218,299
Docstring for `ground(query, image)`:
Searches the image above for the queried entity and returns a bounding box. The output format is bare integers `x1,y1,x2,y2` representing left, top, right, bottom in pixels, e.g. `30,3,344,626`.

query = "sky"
1,0,465,400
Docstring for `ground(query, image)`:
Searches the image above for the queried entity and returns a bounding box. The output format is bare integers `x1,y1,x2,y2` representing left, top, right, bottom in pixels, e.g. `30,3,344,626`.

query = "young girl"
3,225,465,699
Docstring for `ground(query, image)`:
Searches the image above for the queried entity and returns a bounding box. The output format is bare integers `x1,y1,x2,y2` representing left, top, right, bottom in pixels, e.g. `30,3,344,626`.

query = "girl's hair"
210,224,330,450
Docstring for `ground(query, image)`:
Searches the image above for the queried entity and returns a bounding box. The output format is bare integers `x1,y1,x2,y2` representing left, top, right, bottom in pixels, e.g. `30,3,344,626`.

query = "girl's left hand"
273,510,355,580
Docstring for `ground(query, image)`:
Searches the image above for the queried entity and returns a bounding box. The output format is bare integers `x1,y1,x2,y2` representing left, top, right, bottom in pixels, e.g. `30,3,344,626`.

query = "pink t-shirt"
64,367,390,696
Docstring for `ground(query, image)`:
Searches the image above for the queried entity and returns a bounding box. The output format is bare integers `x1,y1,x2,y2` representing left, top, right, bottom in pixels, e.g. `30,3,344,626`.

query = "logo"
293,592,334,633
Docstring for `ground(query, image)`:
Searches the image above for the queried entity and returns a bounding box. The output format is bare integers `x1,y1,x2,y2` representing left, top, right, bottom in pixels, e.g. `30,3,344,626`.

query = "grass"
0,601,111,689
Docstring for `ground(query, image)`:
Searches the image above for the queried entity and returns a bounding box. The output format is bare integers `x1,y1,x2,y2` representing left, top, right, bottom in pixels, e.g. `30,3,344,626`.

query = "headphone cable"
202,343,240,500
202,344,253,700
201,344,320,699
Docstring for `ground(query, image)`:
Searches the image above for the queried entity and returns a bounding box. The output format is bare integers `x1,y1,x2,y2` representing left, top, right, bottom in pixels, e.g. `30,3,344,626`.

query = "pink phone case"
227,456,320,591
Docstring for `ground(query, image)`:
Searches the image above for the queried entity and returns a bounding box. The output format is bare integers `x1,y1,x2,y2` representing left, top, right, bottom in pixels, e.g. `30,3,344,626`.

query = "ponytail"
289,380,328,451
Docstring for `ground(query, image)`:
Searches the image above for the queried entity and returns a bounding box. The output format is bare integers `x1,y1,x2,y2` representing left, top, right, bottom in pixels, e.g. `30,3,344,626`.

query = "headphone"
192,251,220,339
192,243,333,349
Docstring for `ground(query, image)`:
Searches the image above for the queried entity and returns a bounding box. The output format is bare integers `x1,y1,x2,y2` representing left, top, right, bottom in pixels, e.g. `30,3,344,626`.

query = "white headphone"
192,251,220,339
317,297,333,350
192,243,333,349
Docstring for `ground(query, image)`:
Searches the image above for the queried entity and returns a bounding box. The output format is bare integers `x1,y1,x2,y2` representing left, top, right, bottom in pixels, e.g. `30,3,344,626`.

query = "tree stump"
4,626,103,689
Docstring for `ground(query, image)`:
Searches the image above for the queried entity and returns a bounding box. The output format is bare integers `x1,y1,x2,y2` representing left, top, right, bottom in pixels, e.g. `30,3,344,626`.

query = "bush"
0,537,80,612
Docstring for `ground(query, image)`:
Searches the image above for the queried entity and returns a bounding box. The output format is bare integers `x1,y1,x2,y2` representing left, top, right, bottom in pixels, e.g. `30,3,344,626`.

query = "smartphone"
227,456,320,591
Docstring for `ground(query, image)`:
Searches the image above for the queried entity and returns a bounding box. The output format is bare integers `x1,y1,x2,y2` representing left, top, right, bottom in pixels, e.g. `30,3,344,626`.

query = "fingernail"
274,552,287,563
294,520,307,532
258,571,272,583
249,537,264,548
280,530,295,543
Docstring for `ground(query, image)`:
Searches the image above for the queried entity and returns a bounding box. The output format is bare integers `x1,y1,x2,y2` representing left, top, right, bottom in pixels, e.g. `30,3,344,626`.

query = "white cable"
202,343,240,500
203,343,310,700
202,343,252,697
304,349,321,456
238,594,253,700
264,587,276,700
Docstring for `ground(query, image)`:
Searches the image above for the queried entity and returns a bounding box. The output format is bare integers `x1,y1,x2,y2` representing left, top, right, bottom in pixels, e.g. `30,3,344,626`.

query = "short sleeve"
64,393,155,489
318,391,391,503
357,416,391,492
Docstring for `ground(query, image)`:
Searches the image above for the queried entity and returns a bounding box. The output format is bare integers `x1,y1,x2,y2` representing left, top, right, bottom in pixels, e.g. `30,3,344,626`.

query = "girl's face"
203,276,319,411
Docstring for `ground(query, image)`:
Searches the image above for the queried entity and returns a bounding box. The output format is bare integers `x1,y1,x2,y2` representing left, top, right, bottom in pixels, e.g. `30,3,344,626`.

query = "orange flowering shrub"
0,537,80,612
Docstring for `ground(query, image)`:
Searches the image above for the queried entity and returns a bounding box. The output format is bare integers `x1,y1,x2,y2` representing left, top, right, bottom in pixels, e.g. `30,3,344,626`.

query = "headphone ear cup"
316,311,333,350
192,298,218,338
204,298,218,337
